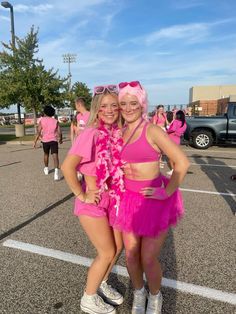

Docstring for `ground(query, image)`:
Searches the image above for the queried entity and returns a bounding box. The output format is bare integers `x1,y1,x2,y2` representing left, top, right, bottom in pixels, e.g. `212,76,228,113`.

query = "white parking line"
190,162,236,168
184,149,236,154
3,239,236,305
180,188,236,197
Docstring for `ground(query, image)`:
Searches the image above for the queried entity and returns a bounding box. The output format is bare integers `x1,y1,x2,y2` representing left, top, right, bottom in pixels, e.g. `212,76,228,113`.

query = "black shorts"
42,141,58,155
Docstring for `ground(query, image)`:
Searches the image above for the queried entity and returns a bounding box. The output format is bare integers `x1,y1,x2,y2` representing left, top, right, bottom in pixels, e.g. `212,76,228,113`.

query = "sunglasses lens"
130,81,140,87
119,82,128,89
95,86,105,94
107,85,118,93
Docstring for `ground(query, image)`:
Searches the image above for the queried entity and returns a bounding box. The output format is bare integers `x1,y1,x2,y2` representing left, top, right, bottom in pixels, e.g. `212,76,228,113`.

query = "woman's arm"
149,125,190,195
61,153,100,204
61,154,85,201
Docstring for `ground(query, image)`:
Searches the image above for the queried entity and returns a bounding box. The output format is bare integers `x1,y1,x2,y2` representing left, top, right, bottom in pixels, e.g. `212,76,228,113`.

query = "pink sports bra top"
121,123,161,163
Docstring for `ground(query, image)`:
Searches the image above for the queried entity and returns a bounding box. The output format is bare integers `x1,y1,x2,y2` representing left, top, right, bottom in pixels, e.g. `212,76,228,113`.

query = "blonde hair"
87,91,120,127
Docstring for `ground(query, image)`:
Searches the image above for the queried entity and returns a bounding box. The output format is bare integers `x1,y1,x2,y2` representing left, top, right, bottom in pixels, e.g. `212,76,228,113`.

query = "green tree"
0,26,67,132
71,81,92,110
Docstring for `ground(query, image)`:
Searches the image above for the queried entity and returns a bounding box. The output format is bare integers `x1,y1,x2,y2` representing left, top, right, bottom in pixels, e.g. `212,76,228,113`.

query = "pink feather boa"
96,122,125,215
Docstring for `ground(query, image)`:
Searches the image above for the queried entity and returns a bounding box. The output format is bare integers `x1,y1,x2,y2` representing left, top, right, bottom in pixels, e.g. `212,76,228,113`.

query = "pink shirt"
40,117,58,142
167,120,187,145
76,112,90,130
152,113,166,127
68,127,98,176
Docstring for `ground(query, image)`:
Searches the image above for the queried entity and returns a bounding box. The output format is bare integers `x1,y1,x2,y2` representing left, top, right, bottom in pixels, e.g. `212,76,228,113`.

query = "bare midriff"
123,161,161,180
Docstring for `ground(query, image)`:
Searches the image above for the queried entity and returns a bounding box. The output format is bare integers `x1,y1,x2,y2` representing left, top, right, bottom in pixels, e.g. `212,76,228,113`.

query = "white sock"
150,291,161,297
84,292,97,298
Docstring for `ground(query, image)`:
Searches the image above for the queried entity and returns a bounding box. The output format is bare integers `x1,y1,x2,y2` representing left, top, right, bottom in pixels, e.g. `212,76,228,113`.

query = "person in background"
75,97,90,134
166,110,187,176
70,112,78,143
152,105,167,130
33,105,62,181
116,81,189,314
152,105,167,168
61,85,124,314
165,111,174,130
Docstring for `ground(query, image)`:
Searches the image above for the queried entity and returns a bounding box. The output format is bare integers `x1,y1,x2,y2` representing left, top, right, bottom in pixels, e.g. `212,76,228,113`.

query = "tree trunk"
32,107,37,135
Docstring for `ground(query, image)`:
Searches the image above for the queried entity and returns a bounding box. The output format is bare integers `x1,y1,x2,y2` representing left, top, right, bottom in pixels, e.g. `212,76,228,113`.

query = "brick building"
189,85,236,116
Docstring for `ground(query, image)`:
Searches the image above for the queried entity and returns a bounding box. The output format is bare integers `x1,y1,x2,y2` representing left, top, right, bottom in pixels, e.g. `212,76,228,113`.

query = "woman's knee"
98,247,116,263
141,253,159,270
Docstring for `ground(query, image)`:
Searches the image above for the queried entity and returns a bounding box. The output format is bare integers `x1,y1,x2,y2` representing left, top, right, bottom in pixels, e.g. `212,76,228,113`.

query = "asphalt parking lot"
0,138,235,314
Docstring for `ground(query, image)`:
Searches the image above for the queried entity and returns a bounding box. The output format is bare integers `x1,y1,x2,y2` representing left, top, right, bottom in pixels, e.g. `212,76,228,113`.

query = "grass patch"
0,134,35,142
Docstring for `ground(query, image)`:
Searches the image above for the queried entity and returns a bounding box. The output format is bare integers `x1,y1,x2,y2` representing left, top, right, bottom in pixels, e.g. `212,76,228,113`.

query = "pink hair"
118,84,148,113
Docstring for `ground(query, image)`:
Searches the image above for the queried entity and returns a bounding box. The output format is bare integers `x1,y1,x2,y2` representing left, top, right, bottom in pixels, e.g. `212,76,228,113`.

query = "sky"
0,0,236,113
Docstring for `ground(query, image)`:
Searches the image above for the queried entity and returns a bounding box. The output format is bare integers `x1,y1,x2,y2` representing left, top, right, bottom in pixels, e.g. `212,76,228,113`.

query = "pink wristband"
153,187,169,200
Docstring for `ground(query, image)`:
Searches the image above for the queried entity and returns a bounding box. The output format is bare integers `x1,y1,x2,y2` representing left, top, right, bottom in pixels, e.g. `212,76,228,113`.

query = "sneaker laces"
100,282,119,298
93,294,112,311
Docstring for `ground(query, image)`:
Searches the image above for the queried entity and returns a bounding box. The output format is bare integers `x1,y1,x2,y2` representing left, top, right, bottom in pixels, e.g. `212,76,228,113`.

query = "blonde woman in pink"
62,85,124,314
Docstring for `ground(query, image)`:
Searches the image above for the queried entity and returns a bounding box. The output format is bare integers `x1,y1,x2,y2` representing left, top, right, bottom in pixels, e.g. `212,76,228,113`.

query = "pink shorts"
74,191,116,226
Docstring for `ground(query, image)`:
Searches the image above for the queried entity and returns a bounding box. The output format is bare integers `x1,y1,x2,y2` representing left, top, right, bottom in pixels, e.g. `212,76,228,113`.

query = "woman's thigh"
141,231,168,260
79,215,115,255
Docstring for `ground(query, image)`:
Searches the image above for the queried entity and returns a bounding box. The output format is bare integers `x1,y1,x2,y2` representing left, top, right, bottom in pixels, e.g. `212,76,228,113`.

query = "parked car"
184,96,236,149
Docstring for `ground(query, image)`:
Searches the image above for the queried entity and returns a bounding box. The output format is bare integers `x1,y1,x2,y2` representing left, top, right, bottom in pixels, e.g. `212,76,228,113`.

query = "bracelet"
75,191,86,203
75,191,83,198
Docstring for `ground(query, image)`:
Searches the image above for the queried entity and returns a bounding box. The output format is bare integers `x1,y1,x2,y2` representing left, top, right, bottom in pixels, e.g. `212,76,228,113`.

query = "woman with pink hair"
116,81,189,314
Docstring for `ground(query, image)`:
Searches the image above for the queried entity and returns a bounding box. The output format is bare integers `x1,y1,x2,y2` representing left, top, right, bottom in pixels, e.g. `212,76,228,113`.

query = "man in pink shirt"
75,97,90,134
33,105,62,181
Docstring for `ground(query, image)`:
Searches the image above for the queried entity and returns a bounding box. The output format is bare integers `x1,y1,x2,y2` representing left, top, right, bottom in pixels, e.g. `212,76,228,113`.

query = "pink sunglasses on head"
93,85,118,96
119,81,142,89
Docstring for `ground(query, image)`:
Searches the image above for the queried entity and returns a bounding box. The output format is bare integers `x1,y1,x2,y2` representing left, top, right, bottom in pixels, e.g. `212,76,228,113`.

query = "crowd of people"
34,83,190,314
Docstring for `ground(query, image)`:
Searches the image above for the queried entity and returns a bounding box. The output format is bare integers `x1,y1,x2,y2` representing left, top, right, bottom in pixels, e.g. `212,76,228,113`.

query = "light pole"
1,1,22,124
62,53,77,91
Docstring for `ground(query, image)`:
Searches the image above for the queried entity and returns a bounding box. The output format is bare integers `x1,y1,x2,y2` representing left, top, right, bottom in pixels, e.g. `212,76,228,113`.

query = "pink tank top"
40,117,58,142
121,123,161,163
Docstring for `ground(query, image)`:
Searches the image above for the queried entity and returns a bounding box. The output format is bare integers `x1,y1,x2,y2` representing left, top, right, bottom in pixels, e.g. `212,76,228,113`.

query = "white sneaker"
166,169,173,176
98,281,124,305
43,167,49,175
131,288,147,314
80,293,116,314
146,291,163,314
54,168,60,181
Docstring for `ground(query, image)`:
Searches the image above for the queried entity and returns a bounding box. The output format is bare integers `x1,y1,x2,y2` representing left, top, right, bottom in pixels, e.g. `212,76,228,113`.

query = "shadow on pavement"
193,155,236,215
0,161,21,168
0,193,73,241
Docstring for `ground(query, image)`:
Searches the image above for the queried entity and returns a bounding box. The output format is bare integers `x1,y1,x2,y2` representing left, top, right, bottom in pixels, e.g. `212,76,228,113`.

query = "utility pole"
1,1,22,124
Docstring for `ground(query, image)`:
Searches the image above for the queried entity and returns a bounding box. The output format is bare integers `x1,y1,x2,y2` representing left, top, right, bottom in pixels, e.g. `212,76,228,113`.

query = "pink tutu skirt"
115,175,184,237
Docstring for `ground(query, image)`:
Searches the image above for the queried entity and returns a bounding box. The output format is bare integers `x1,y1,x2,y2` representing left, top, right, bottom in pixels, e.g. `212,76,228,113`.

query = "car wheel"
192,130,214,149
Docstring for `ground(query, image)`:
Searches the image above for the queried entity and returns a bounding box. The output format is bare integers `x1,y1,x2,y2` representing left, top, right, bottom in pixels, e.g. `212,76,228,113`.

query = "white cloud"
0,15,10,22
14,4,54,14
146,23,210,44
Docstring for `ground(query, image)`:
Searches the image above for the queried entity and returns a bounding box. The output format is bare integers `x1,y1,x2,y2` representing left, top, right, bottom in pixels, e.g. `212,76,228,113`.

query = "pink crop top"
68,127,98,176
121,123,161,163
